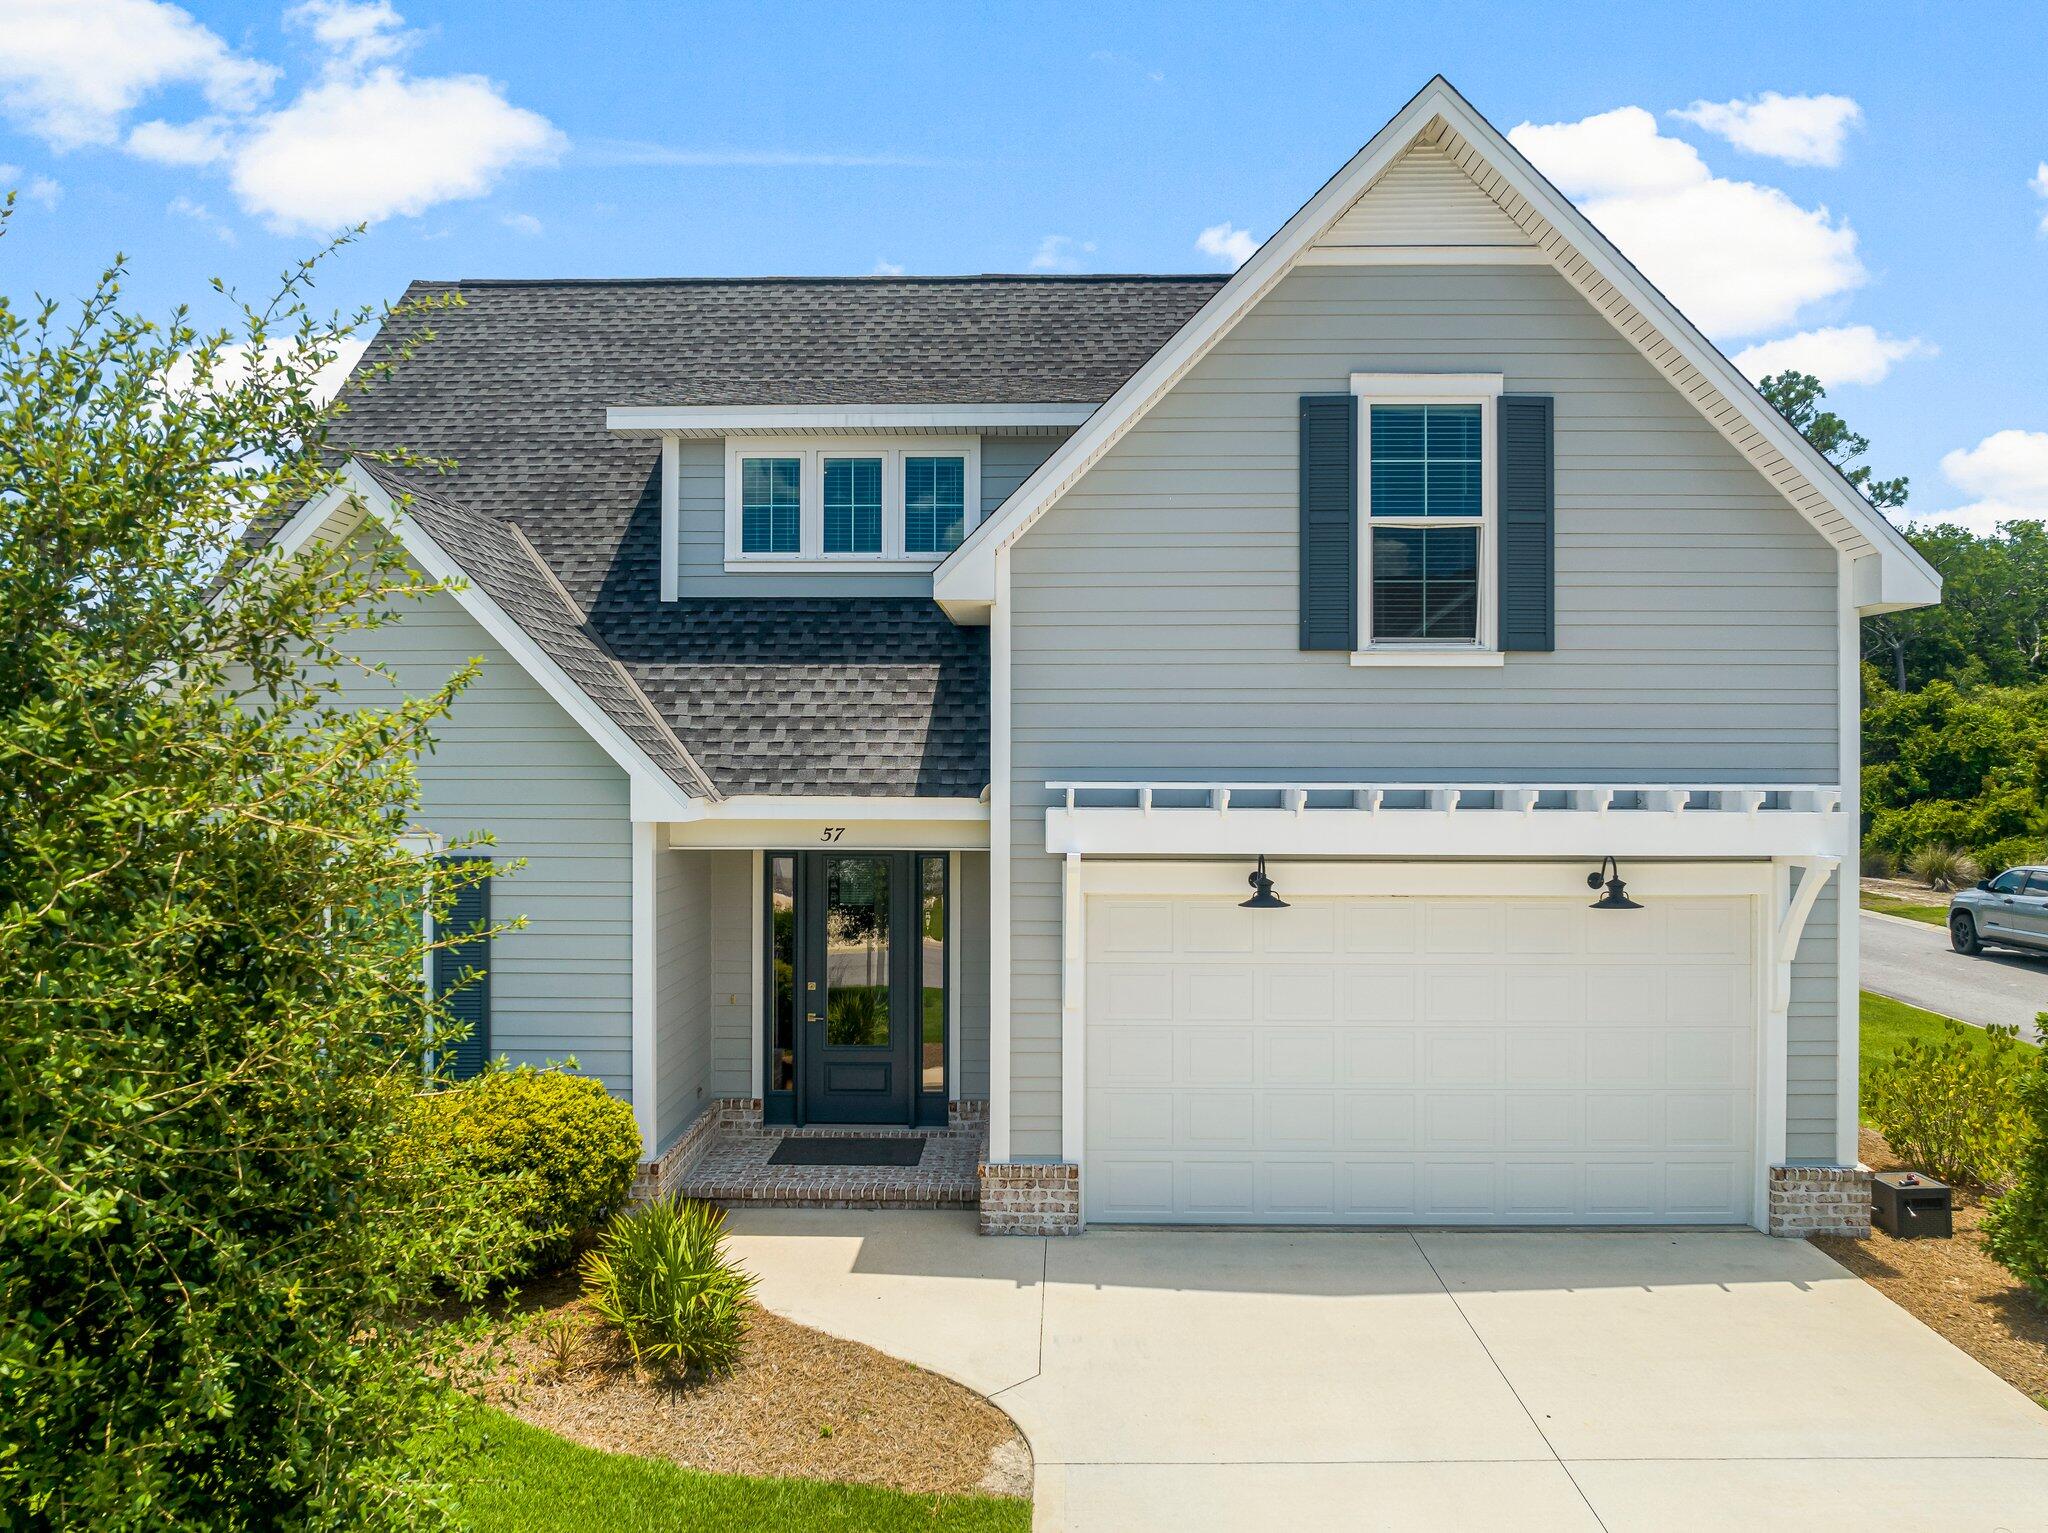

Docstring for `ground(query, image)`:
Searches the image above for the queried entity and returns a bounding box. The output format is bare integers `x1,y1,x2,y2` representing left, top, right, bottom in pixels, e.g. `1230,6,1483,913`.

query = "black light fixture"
1587,856,1642,911
1241,855,1289,909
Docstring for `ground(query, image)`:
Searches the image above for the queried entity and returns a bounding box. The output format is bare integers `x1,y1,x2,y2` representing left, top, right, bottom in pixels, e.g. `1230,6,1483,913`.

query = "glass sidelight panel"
769,855,796,1091
824,855,891,1047
919,854,946,1095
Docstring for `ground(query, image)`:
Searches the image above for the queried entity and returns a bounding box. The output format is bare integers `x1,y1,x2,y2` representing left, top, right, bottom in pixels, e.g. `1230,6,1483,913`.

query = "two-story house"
267,77,1938,1236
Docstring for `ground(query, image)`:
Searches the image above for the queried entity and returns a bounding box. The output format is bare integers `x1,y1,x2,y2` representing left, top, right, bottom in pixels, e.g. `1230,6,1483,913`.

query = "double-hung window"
1354,374,1500,656
726,437,979,568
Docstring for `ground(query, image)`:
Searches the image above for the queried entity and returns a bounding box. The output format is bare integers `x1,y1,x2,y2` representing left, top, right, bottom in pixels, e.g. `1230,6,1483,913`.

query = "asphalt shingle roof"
324,275,1224,797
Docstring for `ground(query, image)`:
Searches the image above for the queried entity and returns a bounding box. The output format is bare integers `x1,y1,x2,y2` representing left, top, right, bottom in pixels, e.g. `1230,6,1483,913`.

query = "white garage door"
1084,889,1756,1225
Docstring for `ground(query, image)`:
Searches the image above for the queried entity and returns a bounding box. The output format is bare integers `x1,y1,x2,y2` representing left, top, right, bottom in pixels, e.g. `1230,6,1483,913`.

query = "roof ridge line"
408,273,1232,289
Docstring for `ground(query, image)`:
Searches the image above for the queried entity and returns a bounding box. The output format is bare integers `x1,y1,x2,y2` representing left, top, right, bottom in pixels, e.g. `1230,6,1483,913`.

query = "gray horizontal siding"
338,566,635,1099
1004,263,1843,1161
707,850,755,1098
654,848,712,1147
1786,874,1841,1162
675,433,1068,598
957,850,991,1101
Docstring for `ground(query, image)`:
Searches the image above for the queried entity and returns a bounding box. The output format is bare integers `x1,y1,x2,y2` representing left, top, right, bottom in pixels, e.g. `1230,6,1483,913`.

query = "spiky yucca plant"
581,1197,757,1377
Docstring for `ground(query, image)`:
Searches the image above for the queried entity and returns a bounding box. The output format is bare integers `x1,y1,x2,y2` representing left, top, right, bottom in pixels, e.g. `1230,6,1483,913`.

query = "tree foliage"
0,215,520,1528
1862,671,2048,872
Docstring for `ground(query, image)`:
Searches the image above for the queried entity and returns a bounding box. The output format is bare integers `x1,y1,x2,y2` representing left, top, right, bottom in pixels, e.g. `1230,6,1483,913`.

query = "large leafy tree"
1760,370,2048,691
0,215,520,1528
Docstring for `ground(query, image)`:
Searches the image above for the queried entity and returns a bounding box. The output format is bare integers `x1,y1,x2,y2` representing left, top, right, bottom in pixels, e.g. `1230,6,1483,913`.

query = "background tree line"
1760,373,2048,876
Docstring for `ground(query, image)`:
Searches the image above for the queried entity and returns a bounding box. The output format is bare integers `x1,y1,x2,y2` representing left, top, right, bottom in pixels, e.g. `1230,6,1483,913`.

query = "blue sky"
4,1,2045,529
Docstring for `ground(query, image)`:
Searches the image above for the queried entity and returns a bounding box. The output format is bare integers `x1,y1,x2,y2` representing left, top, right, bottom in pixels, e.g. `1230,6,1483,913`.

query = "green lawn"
450,1409,1030,1533
1860,990,2018,1090
1860,891,1949,926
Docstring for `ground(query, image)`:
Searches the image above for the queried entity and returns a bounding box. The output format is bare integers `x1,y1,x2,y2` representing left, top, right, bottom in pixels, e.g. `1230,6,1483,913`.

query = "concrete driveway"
726,1211,2048,1532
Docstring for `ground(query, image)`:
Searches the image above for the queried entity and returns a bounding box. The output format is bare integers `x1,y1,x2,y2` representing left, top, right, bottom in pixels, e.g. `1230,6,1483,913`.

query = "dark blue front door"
798,852,915,1124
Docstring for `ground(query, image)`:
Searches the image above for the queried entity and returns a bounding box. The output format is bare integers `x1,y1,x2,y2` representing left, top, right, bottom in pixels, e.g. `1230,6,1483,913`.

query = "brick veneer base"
1768,1162,1872,1238
978,1162,1082,1235
631,1097,761,1203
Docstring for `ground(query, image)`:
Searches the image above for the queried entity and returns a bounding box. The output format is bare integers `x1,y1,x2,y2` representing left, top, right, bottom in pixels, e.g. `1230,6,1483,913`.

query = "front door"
799,851,915,1124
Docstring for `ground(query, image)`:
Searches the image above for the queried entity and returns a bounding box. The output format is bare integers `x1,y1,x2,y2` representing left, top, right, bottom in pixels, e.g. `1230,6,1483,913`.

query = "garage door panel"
1340,1030,1418,1085
1423,1094,1497,1150
1264,903,1338,953
1177,1028,1254,1084
1339,1093,1418,1149
1085,890,1756,1226
1178,967,1254,1022
1260,1092,1337,1150
1424,1031,1499,1085
1505,971,1585,1022
1094,965,1176,1023
1340,904,1418,953
1177,1091,1256,1149
1424,969,1500,1022
1342,968,1418,1022
1262,1029,1336,1084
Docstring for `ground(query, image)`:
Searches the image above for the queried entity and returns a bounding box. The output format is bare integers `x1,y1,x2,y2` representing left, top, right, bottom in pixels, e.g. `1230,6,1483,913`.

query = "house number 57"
820,826,846,842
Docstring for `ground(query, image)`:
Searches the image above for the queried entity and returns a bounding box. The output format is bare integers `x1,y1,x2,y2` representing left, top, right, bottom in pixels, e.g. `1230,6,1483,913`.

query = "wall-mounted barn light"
1241,856,1289,909
1587,856,1642,911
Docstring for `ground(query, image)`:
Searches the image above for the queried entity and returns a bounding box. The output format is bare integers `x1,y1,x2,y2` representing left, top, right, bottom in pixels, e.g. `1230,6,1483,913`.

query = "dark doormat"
769,1136,926,1168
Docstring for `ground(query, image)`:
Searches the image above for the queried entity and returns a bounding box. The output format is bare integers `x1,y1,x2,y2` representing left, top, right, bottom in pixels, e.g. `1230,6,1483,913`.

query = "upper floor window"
725,437,980,569
1353,375,1500,653
740,456,803,554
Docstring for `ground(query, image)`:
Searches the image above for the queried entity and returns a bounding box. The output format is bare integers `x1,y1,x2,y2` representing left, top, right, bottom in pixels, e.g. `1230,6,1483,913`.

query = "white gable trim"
933,76,1939,619
271,464,704,822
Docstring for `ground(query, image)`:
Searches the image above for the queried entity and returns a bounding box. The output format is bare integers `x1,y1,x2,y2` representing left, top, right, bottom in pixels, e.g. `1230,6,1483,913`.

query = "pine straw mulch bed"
1812,1128,2048,1404
478,1268,1031,1499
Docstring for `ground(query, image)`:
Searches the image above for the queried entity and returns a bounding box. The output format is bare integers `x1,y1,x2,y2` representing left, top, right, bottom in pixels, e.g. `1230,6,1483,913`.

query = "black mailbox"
1872,1171,1952,1239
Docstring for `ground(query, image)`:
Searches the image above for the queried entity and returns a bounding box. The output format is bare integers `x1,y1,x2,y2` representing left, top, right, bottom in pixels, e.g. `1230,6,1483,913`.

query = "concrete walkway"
726,1211,2048,1532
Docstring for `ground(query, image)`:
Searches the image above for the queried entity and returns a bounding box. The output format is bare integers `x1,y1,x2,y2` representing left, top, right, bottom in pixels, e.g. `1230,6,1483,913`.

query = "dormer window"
725,436,980,569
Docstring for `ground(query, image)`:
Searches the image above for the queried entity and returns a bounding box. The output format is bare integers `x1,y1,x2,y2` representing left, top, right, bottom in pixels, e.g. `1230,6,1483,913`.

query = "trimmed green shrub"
421,1065,644,1272
582,1197,757,1377
1866,1020,2033,1188
1985,1015,2048,1299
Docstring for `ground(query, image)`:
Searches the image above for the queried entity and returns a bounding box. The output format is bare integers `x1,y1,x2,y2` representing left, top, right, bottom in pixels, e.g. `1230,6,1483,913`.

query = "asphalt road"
1860,909,2048,1035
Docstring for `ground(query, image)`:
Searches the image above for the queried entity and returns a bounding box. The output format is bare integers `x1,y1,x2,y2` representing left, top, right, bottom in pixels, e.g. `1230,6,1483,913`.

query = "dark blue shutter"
1497,394,1555,651
1299,393,1358,650
434,857,491,1081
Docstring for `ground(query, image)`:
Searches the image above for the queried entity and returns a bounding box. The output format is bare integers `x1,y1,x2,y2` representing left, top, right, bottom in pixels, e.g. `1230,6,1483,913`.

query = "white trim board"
933,75,1939,619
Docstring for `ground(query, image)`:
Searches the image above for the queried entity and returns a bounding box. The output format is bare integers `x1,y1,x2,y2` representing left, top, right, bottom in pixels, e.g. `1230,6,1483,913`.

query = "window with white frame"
1354,375,1500,650
725,437,980,568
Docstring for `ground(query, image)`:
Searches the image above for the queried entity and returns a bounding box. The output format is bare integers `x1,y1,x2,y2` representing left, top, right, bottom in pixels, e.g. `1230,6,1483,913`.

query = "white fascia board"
319,464,703,823
267,460,386,560
664,795,989,851
1046,806,1847,860
607,403,1096,438
934,74,1942,616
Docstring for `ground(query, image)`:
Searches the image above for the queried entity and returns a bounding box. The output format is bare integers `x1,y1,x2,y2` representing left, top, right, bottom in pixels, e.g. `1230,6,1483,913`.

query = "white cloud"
160,336,370,409
1195,221,1258,269
0,0,277,149
1509,106,1863,337
2032,163,2048,234
872,259,906,275
499,210,542,236
127,117,233,166
230,68,563,232
1732,325,1932,387
1671,92,1862,167
286,0,411,75
167,195,235,242
2,165,62,208
1917,428,2048,533
1029,234,1095,273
